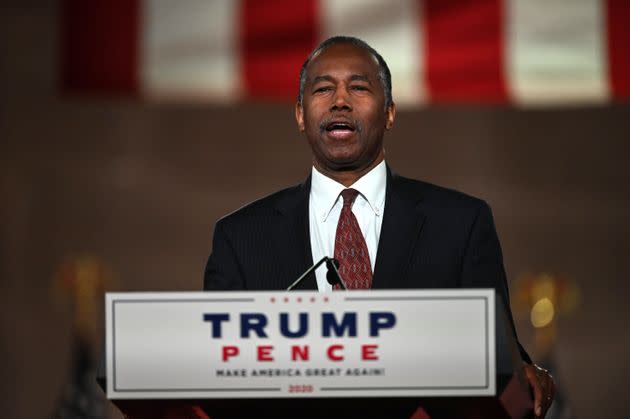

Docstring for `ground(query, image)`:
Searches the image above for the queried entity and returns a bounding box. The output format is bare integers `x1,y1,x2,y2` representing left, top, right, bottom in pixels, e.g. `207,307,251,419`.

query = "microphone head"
326,269,339,287
326,269,337,286
326,258,342,286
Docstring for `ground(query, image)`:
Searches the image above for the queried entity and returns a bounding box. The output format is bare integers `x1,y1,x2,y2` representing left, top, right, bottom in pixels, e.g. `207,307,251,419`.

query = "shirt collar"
310,160,387,222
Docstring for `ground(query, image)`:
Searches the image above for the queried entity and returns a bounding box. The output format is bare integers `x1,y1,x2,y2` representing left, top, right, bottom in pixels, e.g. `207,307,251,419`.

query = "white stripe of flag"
141,0,241,101
505,0,610,105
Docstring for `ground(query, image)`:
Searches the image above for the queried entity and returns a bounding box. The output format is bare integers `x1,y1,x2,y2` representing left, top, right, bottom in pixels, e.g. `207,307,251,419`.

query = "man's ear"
385,101,396,130
295,101,305,132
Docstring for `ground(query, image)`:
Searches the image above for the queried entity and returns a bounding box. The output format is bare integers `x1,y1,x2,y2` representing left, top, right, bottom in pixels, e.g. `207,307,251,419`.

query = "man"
204,36,554,418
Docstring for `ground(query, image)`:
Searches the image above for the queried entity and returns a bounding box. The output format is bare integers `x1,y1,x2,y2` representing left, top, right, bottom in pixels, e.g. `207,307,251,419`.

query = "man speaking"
204,36,554,418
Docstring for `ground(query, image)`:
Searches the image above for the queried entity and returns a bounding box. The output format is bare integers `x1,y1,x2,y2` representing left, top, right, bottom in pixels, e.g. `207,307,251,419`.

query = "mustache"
318,116,363,134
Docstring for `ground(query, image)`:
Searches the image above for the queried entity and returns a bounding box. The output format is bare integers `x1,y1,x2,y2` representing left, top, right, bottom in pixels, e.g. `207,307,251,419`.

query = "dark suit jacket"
203,167,531,363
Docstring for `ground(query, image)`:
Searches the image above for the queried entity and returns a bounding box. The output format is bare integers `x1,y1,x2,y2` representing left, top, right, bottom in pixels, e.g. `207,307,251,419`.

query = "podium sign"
106,289,495,399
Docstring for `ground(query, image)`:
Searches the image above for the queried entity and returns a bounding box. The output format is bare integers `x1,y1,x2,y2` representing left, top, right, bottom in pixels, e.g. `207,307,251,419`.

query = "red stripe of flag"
606,0,630,99
241,0,318,101
423,0,507,103
60,0,140,96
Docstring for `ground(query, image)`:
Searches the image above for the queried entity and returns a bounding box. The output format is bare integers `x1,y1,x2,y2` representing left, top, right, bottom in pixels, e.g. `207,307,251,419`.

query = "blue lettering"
369,312,396,337
279,312,308,338
203,313,230,338
322,312,357,337
241,313,268,338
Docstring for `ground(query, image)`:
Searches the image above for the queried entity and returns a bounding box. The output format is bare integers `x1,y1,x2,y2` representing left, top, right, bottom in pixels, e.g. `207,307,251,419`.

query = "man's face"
296,44,396,175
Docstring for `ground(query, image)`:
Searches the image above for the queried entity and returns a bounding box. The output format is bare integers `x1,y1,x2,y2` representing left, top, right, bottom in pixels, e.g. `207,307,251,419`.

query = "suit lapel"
272,176,317,290
372,168,426,288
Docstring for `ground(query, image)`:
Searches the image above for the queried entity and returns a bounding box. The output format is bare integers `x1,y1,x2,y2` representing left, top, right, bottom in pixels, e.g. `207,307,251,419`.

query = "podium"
100,289,534,418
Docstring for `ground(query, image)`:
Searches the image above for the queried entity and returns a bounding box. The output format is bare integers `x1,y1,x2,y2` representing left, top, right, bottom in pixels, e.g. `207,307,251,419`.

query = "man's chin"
322,156,362,172
313,149,383,174
320,155,377,173
328,162,362,172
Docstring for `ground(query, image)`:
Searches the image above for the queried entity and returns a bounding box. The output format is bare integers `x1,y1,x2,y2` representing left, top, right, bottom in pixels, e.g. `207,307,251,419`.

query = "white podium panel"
106,289,495,399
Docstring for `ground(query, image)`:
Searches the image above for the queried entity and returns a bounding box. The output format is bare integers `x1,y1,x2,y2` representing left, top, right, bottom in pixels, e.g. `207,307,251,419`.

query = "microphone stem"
326,259,347,290
286,257,329,291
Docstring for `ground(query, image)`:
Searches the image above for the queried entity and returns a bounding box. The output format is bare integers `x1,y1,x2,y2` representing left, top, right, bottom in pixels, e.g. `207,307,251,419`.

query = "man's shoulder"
215,182,306,228
392,172,488,212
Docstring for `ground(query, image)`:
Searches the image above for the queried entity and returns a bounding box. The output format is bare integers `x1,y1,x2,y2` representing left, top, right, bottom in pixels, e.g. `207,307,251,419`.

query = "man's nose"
330,86,352,111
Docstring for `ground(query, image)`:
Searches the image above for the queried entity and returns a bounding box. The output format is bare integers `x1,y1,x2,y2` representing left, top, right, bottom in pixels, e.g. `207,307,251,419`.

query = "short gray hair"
297,36,393,110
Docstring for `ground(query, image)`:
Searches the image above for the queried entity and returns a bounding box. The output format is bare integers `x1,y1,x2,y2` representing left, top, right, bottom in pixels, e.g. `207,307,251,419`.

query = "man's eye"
350,85,368,91
314,86,332,93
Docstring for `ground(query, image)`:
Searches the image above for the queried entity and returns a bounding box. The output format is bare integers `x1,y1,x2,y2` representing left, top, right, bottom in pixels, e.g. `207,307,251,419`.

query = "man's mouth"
321,119,359,140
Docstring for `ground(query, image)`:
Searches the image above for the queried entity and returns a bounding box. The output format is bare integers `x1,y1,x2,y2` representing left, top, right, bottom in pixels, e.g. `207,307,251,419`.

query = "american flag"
61,0,630,107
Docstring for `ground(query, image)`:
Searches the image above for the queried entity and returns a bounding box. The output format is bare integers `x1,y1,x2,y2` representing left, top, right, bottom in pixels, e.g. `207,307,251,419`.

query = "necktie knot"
340,188,359,209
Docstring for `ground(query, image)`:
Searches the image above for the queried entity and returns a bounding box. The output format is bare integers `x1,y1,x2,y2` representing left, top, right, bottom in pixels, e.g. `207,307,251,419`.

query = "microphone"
325,258,347,290
286,256,328,291
286,256,347,291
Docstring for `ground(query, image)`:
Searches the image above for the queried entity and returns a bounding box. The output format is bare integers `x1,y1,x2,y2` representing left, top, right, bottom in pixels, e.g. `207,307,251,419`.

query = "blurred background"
1,1,629,418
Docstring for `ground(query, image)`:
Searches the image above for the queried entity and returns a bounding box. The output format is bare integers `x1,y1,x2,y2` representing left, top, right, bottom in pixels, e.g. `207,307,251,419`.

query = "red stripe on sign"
241,0,318,101
424,0,507,103
60,0,140,95
606,0,630,99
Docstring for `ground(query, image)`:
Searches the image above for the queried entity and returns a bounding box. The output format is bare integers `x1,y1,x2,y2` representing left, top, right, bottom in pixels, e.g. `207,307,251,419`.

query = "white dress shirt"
309,160,387,291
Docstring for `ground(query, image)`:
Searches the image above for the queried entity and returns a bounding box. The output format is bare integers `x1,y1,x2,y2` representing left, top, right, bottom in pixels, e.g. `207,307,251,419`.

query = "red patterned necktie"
334,189,373,289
